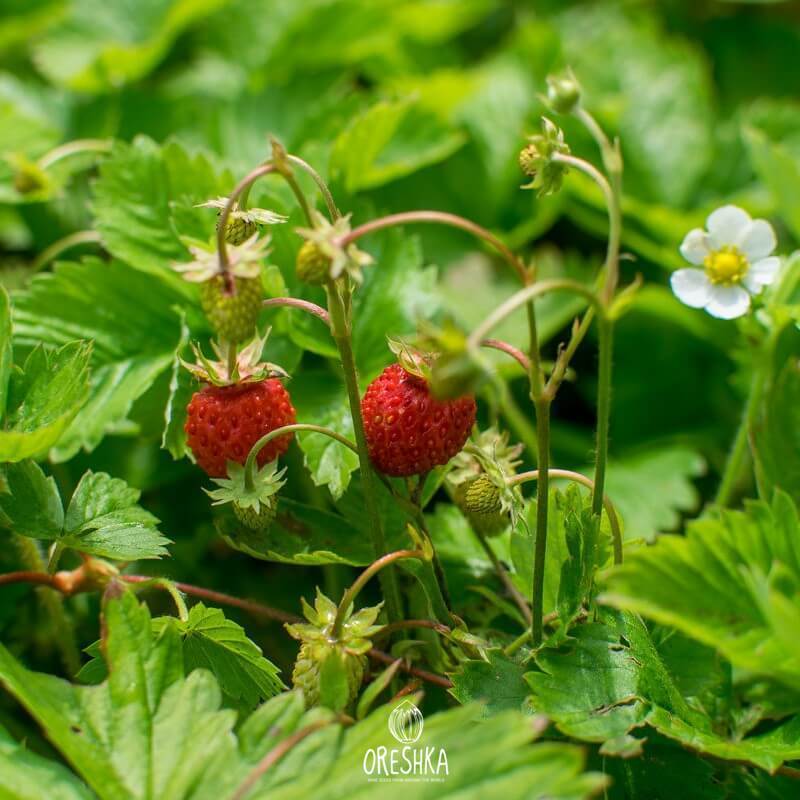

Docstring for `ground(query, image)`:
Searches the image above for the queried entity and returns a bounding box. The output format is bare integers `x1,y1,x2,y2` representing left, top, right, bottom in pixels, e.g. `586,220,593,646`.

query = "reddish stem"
481,338,531,372
262,297,330,327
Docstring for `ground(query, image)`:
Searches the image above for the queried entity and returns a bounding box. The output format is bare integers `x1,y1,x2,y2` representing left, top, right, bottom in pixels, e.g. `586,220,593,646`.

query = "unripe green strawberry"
219,213,257,246
200,275,262,343
456,475,509,538
233,495,278,531
296,240,331,285
285,590,382,710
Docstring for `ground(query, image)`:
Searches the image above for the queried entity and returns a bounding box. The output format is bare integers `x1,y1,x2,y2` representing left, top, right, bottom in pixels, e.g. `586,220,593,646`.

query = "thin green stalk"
333,550,423,638
326,282,403,625
592,318,613,517
531,398,552,647
14,536,80,676
715,369,766,507
475,533,532,624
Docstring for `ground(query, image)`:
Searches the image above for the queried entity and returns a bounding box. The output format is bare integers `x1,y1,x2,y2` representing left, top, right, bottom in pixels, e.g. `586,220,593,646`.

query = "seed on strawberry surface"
185,379,296,478
361,364,476,477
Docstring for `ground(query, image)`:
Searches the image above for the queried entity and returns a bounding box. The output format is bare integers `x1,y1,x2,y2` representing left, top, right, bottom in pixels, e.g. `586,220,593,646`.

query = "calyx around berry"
519,117,570,197
296,211,373,285
206,459,286,531
181,330,288,387
285,589,383,709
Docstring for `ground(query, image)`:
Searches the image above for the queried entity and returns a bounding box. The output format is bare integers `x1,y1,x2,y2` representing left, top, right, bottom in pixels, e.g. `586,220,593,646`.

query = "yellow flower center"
704,245,748,285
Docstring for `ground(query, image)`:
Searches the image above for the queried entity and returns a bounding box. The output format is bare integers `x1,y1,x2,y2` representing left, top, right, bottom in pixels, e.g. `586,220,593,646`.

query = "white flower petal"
704,285,751,319
671,268,712,308
743,256,781,293
706,205,751,249
738,219,776,261
679,229,710,265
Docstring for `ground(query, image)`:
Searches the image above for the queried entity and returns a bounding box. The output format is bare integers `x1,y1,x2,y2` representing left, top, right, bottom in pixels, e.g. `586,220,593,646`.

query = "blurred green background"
1,0,800,674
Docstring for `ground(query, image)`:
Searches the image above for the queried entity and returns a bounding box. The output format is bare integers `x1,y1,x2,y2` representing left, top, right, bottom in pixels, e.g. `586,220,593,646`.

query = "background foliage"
2,1,800,798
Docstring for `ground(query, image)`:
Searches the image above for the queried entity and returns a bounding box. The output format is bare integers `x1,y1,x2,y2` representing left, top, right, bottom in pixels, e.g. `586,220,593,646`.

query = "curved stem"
509,468,623,565
327,281,404,625
278,169,314,227
32,230,102,272
0,570,56,588
467,279,601,352
481,338,531,372
367,648,452,689
217,164,277,285
286,155,341,220
242,423,357,491
262,297,331,327
37,138,112,170
230,720,332,800
333,550,424,638
129,577,188,621
339,210,529,285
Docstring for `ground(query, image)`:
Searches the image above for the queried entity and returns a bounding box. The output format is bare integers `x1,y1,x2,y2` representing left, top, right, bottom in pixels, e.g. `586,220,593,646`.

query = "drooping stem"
509,468,623,565
13,536,80,676
467,279,600,349
592,317,614,518
32,230,102,273
531,398,552,647
242,423,357,492
129,577,189,621
338,210,529,285
326,281,403,625
262,297,331,327
37,138,112,170
332,549,424,638
481,338,531,372
286,155,341,220
715,368,766,507
277,168,314,227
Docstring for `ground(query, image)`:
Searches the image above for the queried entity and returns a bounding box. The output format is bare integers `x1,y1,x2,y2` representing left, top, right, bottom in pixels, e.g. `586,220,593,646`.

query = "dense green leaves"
602,492,800,690
0,462,169,560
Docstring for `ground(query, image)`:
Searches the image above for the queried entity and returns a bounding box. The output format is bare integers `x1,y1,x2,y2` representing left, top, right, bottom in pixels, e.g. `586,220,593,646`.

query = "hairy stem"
262,297,331,327
531,398,552,647
326,281,403,625
475,533,532,624
286,155,341,220
592,317,614,517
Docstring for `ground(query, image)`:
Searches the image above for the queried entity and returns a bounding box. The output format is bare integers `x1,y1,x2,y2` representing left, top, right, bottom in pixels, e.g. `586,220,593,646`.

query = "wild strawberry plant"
1,3,800,799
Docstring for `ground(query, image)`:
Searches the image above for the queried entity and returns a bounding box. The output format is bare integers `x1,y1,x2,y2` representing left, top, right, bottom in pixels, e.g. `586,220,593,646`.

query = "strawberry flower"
671,205,781,319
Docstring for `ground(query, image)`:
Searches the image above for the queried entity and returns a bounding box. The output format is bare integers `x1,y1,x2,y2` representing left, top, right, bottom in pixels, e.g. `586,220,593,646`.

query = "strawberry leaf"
0,460,63,540
60,470,170,560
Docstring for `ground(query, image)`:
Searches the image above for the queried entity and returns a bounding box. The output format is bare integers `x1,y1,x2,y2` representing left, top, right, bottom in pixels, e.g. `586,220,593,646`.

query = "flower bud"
546,69,581,114
518,117,570,197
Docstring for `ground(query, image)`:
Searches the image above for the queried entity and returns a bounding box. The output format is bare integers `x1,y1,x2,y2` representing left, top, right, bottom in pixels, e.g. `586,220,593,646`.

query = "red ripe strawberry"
361,364,476,477
185,379,296,478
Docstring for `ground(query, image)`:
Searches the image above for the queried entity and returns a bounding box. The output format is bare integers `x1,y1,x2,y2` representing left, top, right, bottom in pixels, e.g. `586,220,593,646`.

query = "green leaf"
0,725,93,800
216,499,374,565
176,603,284,708
0,341,91,462
290,371,358,501
0,589,238,799
0,460,63,540
331,96,466,192
60,471,170,560
449,650,530,717
32,0,228,92
92,137,232,281
601,491,800,691
13,258,186,460
597,446,705,542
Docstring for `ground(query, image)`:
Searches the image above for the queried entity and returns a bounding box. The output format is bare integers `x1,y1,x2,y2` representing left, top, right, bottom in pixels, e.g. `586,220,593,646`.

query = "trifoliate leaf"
60,471,170,560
